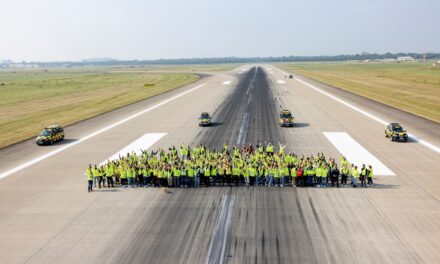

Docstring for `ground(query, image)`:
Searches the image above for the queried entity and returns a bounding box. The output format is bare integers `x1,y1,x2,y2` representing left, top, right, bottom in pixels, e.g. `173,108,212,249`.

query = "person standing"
86,164,94,192
351,166,359,188
360,164,367,188
330,165,340,188
341,165,349,186
367,165,374,185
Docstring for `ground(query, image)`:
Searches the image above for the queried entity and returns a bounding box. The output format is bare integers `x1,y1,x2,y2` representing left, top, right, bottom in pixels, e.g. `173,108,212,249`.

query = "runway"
0,65,439,263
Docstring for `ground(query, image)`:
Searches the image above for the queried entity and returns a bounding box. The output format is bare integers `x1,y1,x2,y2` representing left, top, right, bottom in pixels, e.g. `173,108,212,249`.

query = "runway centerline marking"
324,132,395,176
222,81,231,85
273,66,440,154
277,80,286,84
100,133,166,165
0,83,206,180
206,195,235,264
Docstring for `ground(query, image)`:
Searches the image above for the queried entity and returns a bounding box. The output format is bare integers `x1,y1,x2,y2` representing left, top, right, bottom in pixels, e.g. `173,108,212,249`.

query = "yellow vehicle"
199,112,212,127
279,109,294,127
36,125,65,145
385,123,408,142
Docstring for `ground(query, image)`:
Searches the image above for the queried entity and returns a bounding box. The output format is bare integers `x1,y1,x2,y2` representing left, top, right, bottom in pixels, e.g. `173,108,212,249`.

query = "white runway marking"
222,81,231,85
277,80,286,84
269,71,274,74
101,133,166,164
324,132,395,176
0,83,206,180
273,66,440,154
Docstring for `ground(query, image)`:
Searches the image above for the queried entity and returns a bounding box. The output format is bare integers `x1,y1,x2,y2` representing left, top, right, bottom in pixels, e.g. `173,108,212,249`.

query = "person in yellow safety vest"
351,166,359,188
187,166,195,187
166,168,173,187
249,166,257,186
92,165,102,188
203,166,211,187
243,165,249,186
360,164,367,188
341,165,349,186
105,163,115,188
127,166,136,188
180,144,188,160
232,166,240,186
225,165,232,186
86,164,94,192
224,143,229,154
234,147,240,158
290,165,297,187
173,166,181,188
279,144,286,156
211,165,217,186
321,165,329,187
119,164,127,187
266,143,274,156
218,165,225,186
367,165,374,185
315,164,323,187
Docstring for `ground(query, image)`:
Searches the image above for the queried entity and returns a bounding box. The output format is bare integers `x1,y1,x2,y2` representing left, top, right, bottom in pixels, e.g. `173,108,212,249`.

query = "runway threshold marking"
206,195,235,264
324,132,395,176
100,133,166,164
222,81,231,85
0,83,206,180
273,66,440,154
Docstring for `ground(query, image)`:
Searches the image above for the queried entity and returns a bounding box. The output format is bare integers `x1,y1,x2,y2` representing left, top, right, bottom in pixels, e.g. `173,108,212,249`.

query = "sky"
0,0,439,61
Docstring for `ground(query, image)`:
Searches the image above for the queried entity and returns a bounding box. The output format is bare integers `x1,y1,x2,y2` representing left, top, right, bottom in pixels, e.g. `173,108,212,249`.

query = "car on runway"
199,112,212,127
279,109,294,127
385,123,408,142
36,125,65,145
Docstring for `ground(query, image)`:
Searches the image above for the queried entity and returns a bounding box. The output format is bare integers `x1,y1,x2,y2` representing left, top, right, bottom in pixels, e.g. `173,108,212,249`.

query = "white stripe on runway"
324,132,395,176
272,66,440,154
0,83,205,180
277,80,286,84
222,81,231,85
101,133,166,164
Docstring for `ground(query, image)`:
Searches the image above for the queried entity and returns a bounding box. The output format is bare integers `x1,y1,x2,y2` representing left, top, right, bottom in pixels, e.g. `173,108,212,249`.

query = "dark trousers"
331,176,339,187
360,176,366,187
226,174,232,186
341,175,348,185
107,177,114,187
367,177,373,185
88,180,93,192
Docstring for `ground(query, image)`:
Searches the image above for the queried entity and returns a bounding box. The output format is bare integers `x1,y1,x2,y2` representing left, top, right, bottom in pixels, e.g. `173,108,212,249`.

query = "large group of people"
85,143,374,192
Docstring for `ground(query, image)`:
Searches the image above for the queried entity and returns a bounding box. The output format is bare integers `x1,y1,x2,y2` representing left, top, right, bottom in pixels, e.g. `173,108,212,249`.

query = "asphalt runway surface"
0,65,439,264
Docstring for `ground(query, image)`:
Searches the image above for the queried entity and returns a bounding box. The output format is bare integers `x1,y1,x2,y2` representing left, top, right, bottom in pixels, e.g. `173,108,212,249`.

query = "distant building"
397,56,415,61
433,60,440,68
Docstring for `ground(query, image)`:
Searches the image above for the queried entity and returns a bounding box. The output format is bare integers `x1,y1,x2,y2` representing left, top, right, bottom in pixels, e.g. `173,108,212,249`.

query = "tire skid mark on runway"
293,191,318,264
206,194,236,264
273,66,440,154
0,83,206,180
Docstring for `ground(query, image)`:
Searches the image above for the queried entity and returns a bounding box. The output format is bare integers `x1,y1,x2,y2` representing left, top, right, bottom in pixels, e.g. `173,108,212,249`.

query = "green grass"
0,68,198,148
278,62,440,123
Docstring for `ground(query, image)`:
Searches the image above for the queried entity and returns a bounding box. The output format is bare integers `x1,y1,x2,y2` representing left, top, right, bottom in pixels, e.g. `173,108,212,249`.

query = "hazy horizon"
1,0,439,61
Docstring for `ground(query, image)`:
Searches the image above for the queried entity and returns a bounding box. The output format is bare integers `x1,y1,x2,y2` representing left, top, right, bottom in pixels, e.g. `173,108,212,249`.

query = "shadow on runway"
353,183,400,189
293,122,309,128
208,122,223,127
56,139,79,145
92,189,121,192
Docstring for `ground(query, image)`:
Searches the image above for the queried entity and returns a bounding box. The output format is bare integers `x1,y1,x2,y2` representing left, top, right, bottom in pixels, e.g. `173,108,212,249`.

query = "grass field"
0,68,198,148
278,62,440,123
